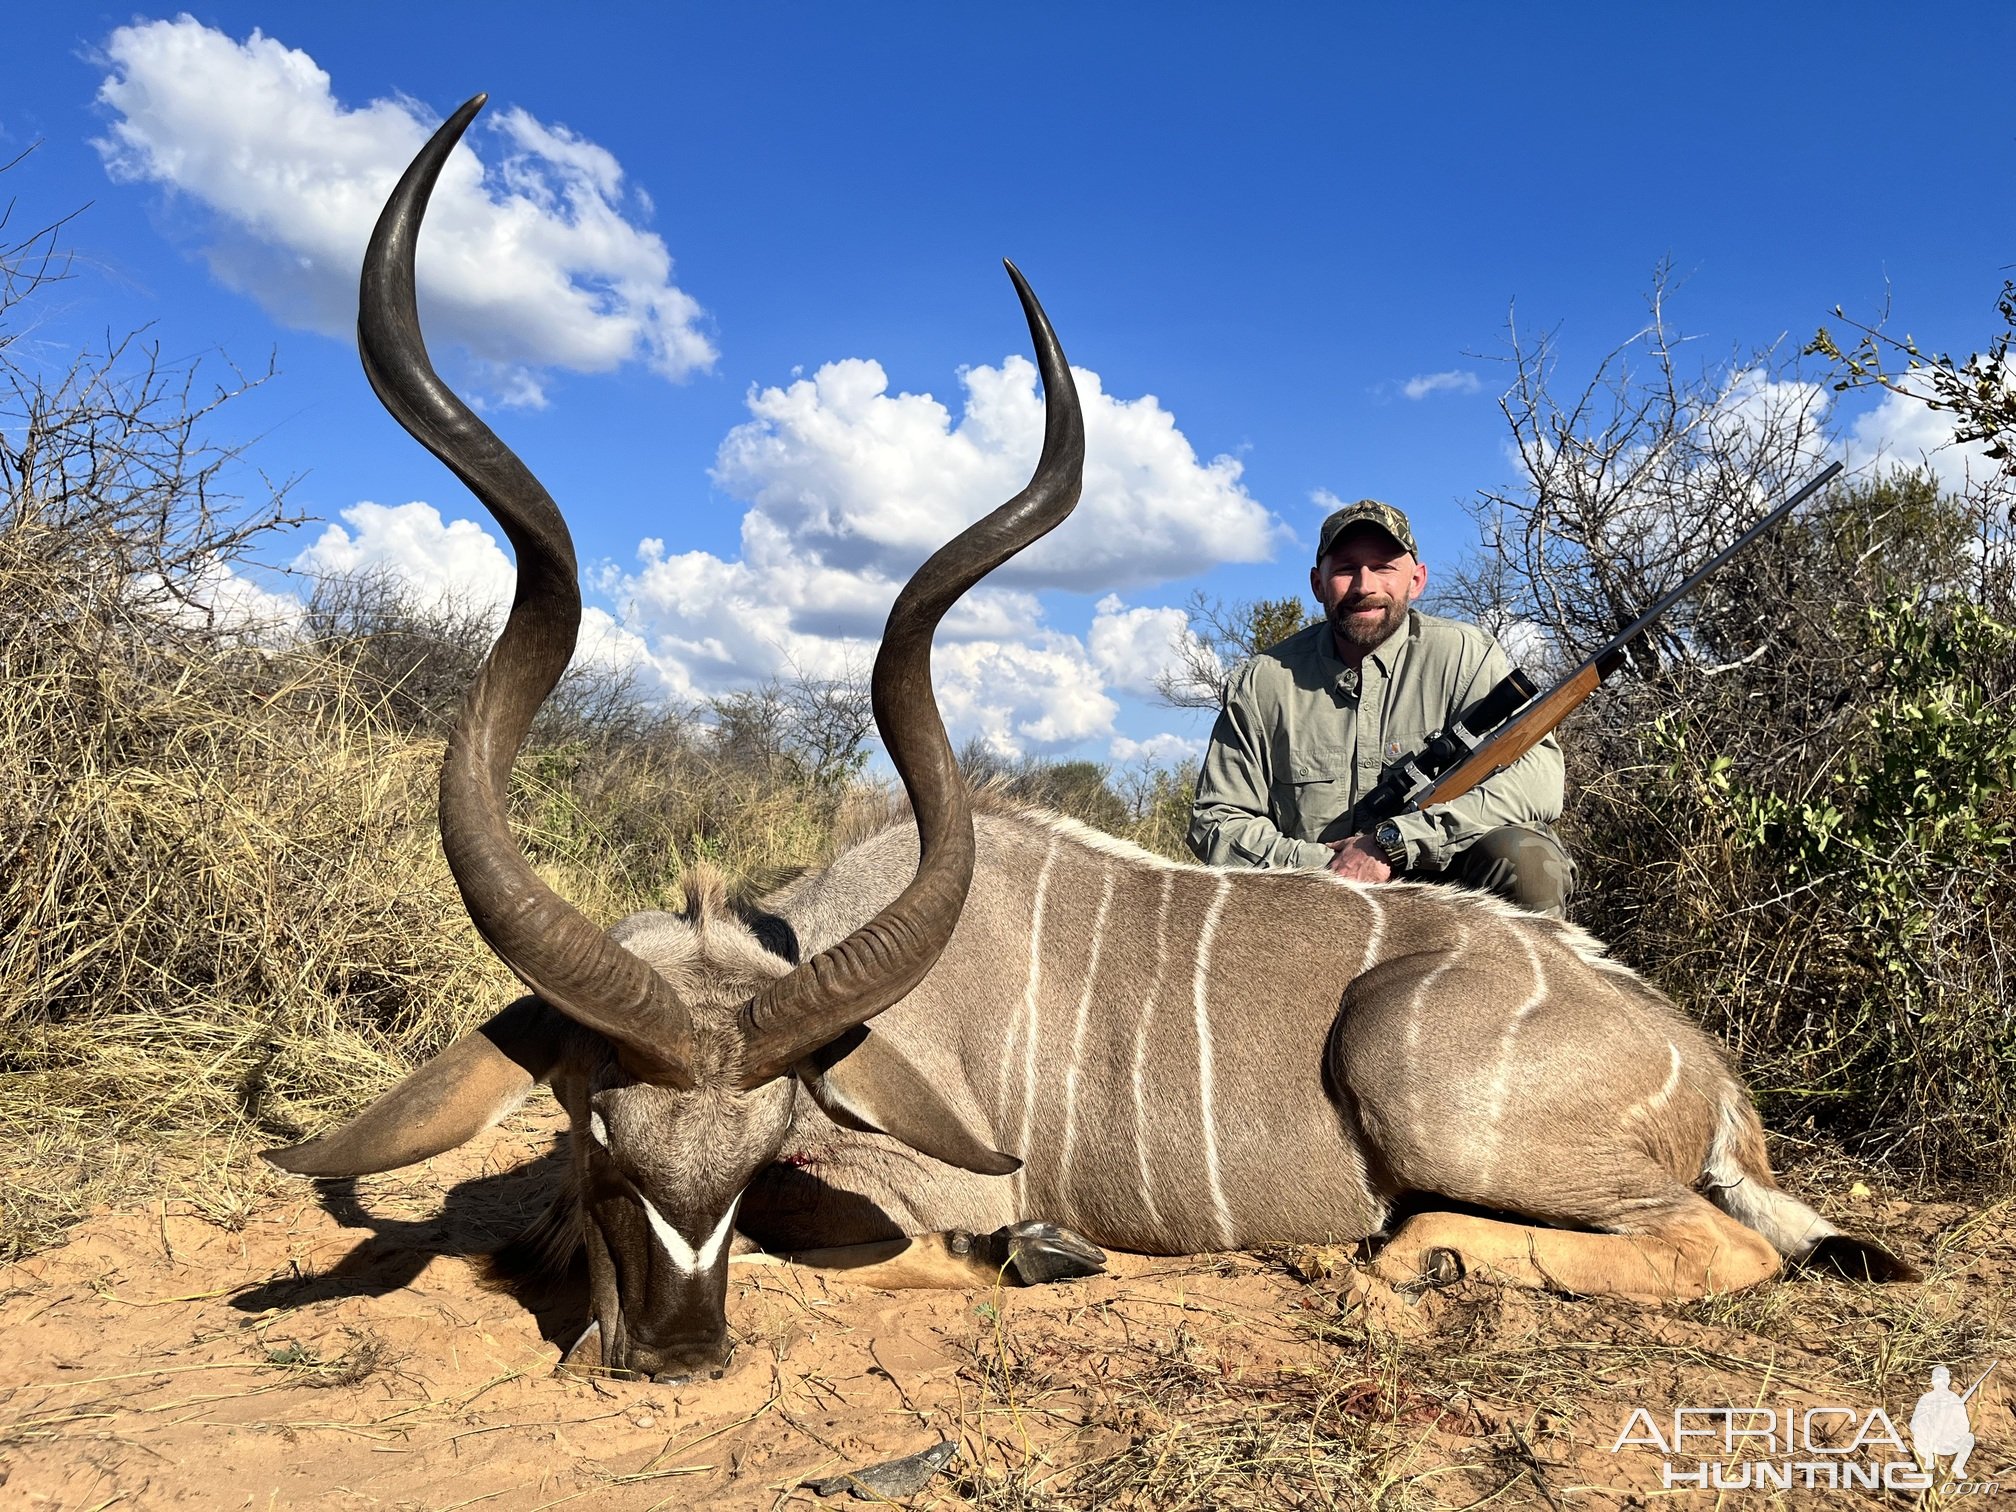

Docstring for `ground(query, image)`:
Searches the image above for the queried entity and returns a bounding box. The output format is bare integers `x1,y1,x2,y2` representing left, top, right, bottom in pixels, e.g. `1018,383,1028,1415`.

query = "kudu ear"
799,1028,1021,1177
264,997,573,1178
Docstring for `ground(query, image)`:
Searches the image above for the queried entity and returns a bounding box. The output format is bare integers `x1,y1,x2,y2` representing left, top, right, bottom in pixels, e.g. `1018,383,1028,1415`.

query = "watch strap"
1375,822,1409,870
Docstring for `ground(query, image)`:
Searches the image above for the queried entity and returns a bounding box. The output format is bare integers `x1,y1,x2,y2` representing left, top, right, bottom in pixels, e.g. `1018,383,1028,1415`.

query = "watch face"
1374,821,1406,867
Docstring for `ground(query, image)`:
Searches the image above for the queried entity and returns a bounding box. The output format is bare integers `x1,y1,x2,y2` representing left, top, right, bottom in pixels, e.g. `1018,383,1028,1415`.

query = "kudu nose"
624,1329,733,1385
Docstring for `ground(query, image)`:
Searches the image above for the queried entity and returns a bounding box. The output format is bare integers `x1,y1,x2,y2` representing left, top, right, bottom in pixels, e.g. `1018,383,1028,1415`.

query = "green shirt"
1187,611,1564,871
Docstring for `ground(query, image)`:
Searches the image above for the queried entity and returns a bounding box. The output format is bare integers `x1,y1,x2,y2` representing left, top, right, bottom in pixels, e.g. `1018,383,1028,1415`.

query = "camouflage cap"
1315,498,1418,562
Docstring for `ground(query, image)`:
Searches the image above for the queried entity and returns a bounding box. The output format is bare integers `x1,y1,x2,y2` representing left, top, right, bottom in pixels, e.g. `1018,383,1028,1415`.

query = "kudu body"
270,98,1913,1386
722,809,1913,1289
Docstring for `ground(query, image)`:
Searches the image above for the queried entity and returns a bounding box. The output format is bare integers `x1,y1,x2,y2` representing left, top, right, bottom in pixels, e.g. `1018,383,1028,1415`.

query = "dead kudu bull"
269,98,1916,1385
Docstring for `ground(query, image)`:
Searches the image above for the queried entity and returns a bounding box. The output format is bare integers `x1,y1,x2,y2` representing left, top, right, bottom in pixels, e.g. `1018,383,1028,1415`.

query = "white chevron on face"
638,1191,742,1276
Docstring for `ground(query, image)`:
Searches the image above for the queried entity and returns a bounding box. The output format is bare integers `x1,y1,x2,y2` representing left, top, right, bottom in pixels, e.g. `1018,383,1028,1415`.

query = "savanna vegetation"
2,165,2012,1289
0,187,1191,1259
5,160,2016,1508
0,142,2007,1290
1431,272,2016,1189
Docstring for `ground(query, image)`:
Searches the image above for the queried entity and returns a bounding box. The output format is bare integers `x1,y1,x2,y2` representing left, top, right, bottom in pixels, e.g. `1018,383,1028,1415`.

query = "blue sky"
6,5,2013,763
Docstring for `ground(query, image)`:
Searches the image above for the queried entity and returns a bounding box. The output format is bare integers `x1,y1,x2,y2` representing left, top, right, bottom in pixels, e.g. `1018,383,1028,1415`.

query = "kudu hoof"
968,1221,1107,1285
1420,1246,1466,1288
1803,1234,1923,1284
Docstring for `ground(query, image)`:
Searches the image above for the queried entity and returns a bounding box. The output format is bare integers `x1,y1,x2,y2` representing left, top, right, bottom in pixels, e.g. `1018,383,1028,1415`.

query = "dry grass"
931,1197,2016,1511
0,514,853,1261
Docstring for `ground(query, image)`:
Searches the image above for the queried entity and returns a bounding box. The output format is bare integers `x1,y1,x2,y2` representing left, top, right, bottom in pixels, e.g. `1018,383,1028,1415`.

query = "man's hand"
1326,834,1392,882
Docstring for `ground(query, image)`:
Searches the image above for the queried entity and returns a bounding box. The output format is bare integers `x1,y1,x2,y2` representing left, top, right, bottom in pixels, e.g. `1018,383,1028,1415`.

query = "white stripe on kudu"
1358,887,1386,974
1630,1039,1683,1123
1059,866,1116,1194
1193,875,1236,1248
638,1192,741,1277
1403,923,1467,1128
1014,837,1063,1199
1476,926,1548,1181
1131,870,1175,1231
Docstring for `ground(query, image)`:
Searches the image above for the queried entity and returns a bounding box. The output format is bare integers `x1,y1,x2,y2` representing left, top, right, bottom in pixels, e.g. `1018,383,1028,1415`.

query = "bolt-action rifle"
1359,460,1845,822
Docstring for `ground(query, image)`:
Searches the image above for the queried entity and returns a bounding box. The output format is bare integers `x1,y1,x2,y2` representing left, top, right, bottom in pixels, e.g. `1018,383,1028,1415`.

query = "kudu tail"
1702,1084,1920,1283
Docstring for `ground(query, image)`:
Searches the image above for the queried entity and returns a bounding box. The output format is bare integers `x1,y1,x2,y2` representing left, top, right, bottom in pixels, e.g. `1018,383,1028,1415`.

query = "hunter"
1188,498,1574,917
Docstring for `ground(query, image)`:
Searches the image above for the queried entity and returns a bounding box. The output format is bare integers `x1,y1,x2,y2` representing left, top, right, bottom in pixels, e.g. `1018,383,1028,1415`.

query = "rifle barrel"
1959,1359,2000,1404
1604,460,1843,656
1408,459,1845,812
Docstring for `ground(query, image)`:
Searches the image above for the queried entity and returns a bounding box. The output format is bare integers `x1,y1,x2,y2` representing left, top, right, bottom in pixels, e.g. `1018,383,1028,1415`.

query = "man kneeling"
1189,498,1574,917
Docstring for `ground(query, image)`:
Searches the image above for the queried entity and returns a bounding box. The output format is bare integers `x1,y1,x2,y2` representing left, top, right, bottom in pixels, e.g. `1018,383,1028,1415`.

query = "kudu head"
264,95,1084,1382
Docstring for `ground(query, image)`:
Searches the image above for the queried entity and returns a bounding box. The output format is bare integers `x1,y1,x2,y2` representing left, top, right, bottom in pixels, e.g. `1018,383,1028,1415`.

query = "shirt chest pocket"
1273,746,1355,841
1378,721,1434,772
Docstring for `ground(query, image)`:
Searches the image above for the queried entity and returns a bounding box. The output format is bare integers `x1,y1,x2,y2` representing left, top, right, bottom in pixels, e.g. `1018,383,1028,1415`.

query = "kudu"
270,98,1915,1385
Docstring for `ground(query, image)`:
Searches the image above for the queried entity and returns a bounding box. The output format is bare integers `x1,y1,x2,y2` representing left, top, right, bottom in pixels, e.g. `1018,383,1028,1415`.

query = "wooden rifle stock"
1412,656,1610,809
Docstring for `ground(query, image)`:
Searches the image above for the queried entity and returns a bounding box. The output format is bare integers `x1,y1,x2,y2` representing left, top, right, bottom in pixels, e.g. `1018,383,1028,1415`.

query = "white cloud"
293,501,669,689
246,336,1275,755
1507,367,1835,566
1844,374,2006,497
1704,369,1832,471
933,636,1119,758
1110,731,1206,765
295,501,518,614
93,17,713,406
591,352,1292,747
141,556,306,641
235,490,1221,756
1402,370,1482,401
712,355,1288,593
600,541,1140,758
1490,615,1553,671
1087,594,1190,698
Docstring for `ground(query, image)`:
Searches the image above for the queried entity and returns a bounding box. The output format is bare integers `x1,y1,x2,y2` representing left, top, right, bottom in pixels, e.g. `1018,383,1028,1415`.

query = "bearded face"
1311,529,1427,655
1326,589,1412,649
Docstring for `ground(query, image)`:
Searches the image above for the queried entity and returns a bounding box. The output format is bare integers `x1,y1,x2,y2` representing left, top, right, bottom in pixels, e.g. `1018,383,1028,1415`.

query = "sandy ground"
1,1099,2009,1511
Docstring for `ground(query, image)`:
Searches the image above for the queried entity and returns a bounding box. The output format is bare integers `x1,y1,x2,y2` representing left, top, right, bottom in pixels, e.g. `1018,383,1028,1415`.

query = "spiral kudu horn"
735,261,1085,1086
358,95,698,1085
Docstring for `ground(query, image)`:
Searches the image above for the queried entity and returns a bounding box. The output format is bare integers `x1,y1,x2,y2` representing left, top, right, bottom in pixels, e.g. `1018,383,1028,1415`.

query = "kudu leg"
1371,1194,1780,1302
732,1222,1105,1289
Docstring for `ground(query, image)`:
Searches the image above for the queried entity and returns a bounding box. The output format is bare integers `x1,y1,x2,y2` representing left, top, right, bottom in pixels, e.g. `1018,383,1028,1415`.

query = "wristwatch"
1373,820,1409,870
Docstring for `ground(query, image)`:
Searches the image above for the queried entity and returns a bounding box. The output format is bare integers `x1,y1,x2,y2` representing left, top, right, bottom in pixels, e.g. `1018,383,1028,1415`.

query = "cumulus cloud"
191,316,1275,753
1490,616,1553,671
93,17,713,406
933,636,1120,758
1845,374,2006,496
1086,594,1190,698
143,557,306,641
588,351,1291,747
1110,731,1206,765
294,501,668,689
712,355,1287,594
200,491,1225,762
296,501,518,614
1402,369,1482,401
